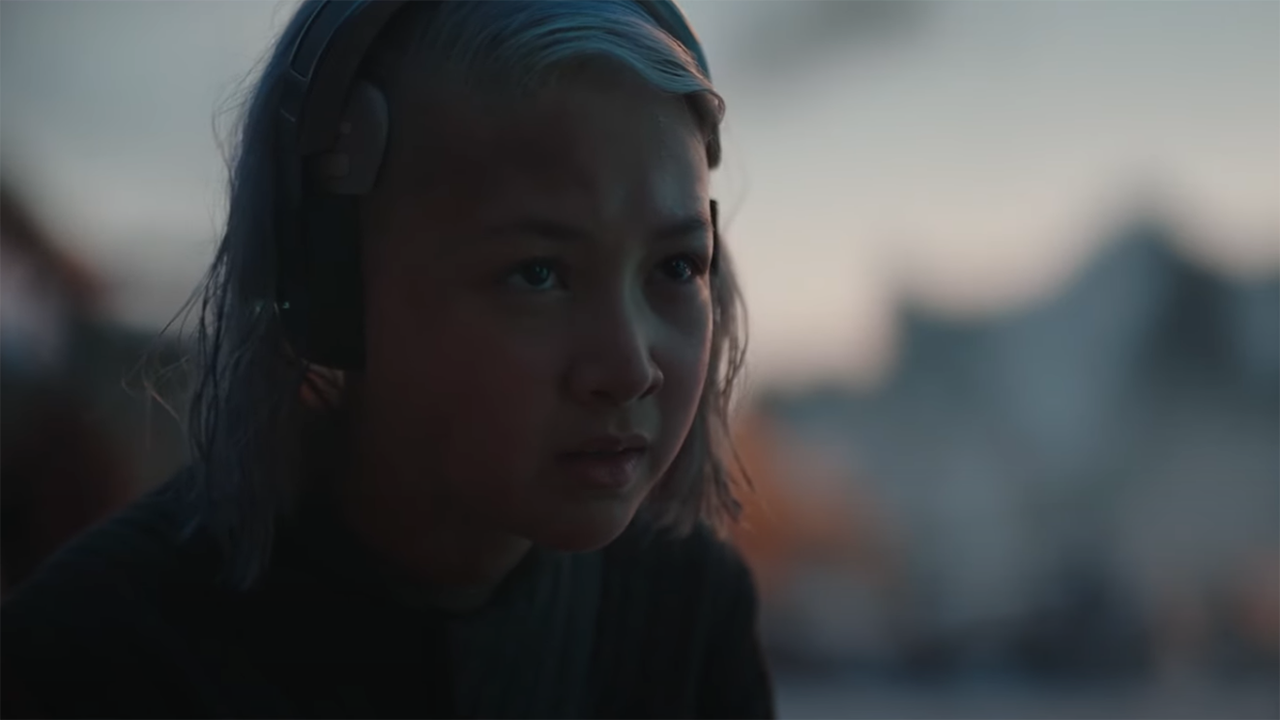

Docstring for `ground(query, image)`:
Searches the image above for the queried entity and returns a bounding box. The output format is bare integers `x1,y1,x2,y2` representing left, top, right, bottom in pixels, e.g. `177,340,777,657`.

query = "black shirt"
1,474,775,718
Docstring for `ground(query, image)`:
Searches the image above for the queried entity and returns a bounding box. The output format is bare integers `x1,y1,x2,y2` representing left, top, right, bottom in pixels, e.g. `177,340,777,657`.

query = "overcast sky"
2,0,1277,387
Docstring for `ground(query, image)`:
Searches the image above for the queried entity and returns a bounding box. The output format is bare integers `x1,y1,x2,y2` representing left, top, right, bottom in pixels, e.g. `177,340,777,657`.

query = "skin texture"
339,69,715,591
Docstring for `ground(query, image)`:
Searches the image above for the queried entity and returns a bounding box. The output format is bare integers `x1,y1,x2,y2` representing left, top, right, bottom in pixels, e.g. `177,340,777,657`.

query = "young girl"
1,1,772,717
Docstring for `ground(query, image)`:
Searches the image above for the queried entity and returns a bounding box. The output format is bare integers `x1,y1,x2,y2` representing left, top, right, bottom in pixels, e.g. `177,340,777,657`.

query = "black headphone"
274,0,715,371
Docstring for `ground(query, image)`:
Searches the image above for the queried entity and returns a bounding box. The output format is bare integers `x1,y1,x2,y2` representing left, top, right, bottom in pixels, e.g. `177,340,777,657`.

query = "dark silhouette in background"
0,182,187,596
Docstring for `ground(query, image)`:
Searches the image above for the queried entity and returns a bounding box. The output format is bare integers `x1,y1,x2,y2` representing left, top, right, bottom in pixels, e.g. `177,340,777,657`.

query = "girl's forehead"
405,67,695,143
381,78,709,213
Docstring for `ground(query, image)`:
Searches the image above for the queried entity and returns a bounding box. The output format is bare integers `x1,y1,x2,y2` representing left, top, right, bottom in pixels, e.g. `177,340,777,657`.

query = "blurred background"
1,1,1277,717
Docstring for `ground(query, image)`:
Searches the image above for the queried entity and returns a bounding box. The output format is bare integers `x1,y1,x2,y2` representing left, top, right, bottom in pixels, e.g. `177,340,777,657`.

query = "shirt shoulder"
593,517,775,718
3,475,207,616
1,475,223,716
0,474,218,666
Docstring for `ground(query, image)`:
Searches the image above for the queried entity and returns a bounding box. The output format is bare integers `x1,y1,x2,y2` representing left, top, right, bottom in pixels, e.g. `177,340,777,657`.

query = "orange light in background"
727,406,902,600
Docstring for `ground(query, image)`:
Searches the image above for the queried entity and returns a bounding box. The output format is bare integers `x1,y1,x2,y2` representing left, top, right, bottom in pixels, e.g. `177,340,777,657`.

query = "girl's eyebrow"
480,214,711,244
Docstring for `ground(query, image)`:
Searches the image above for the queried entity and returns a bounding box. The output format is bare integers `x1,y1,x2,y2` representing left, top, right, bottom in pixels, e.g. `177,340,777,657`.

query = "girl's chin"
524,506,641,554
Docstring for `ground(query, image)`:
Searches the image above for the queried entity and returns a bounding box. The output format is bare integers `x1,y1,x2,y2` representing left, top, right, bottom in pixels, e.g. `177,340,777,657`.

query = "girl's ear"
709,198,721,272
301,364,347,410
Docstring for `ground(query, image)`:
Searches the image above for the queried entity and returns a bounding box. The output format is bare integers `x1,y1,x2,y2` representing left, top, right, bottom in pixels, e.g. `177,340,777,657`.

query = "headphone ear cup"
310,80,390,195
281,81,386,371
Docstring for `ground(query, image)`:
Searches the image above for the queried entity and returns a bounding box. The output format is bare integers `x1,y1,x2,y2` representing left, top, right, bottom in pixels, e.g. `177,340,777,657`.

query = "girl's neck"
308,387,533,603
331,462,532,606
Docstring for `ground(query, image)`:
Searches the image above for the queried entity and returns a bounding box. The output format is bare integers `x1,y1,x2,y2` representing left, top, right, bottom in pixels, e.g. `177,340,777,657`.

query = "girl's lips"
556,448,647,490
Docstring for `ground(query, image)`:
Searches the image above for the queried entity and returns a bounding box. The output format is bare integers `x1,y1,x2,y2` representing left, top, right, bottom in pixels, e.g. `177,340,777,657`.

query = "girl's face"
355,71,714,552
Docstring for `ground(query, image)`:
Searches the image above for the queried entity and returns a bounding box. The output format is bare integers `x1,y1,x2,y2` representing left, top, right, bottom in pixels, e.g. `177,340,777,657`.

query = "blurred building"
737,215,1280,682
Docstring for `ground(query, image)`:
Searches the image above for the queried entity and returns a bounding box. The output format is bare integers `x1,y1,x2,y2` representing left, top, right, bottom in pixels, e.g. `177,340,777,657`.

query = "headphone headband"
282,0,710,161
281,1,406,156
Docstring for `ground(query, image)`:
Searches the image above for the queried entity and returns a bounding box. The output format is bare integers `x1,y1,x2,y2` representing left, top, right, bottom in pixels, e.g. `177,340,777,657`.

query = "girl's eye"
657,254,709,284
504,259,564,291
